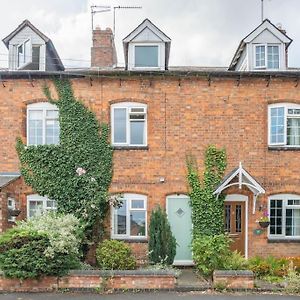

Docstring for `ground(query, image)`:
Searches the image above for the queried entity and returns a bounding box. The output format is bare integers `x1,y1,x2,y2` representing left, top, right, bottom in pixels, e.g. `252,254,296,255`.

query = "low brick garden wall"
0,270,177,292
213,270,254,289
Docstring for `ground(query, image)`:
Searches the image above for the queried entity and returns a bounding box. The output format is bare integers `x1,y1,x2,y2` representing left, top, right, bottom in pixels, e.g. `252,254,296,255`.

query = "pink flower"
76,167,86,176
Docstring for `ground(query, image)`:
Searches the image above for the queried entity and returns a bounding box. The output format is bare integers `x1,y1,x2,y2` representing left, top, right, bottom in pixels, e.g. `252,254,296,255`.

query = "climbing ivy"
187,145,227,238
16,79,113,242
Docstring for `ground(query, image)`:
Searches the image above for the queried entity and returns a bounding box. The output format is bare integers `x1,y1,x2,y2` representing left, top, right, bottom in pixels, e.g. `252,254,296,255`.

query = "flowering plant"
258,210,270,222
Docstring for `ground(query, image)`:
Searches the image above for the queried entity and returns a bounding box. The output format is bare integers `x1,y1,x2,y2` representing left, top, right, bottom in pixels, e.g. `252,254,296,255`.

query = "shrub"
248,256,289,278
148,206,176,265
0,214,82,279
96,240,136,270
287,257,300,272
285,270,300,293
192,234,231,276
224,250,248,270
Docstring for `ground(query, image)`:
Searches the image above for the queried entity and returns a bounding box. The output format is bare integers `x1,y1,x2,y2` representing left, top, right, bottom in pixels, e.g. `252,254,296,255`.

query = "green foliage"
192,234,231,276
96,240,136,270
285,270,300,293
0,214,81,279
248,256,289,278
148,206,176,265
16,79,113,241
187,145,227,237
223,250,248,270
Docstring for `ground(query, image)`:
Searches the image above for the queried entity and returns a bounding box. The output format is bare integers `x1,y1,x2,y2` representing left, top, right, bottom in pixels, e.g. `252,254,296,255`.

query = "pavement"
0,293,299,300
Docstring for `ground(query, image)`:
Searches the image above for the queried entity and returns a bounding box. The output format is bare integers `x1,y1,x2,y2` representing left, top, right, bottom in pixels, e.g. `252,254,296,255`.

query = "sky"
0,0,300,69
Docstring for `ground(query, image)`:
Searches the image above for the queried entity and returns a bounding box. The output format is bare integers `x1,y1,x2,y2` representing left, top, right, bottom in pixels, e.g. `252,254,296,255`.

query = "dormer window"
255,44,279,69
229,19,292,71
123,19,171,71
17,39,32,69
2,19,64,71
134,45,159,68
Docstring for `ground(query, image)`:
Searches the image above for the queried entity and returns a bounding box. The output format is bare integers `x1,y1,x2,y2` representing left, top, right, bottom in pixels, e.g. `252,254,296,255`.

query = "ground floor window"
7,197,16,222
269,194,300,239
27,194,57,219
111,193,147,239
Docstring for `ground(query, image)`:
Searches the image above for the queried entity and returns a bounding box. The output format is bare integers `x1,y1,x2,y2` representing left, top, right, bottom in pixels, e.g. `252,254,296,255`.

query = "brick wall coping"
0,269,177,278
68,269,178,276
213,270,254,277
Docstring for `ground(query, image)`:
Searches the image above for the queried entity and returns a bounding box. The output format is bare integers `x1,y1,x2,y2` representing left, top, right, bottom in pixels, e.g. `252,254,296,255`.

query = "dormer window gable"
229,19,292,71
123,19,171,71
2,20,64,71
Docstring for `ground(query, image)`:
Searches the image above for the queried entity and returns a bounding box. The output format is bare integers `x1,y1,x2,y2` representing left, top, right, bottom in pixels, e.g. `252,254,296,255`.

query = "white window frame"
132,43,161,70
111,102,147,147
27,102,59,146
111,193,147,240
254,44,280,70
268,103,300,147
17,38,32,69
27,194,57,219
7,197,16,222
268,194,300,240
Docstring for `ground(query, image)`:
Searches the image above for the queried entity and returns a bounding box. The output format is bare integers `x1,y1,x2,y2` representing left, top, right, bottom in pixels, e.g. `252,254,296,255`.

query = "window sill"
111,238,148,243
268,238,300,243
268,146,300,151
112,146,149,151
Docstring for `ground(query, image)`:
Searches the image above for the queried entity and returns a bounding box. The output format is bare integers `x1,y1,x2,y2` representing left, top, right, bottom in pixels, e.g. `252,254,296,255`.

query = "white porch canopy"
213,162,265,214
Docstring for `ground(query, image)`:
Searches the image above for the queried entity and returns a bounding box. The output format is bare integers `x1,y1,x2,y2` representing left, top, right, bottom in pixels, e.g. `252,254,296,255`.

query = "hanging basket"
8,208,21,217
259,221,270,228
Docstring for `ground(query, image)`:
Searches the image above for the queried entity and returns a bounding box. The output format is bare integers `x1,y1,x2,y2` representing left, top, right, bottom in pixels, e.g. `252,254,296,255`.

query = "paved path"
0,293,299,300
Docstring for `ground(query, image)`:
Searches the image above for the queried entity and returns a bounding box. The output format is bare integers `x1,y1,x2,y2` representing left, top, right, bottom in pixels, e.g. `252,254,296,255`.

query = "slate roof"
0,173,21,189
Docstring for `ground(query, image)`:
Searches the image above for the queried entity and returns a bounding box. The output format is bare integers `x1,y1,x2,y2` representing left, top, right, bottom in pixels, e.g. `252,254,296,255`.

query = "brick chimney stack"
91,27,117,68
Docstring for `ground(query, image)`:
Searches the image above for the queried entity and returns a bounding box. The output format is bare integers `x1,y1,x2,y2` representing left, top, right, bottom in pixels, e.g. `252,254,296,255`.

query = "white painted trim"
268,103,300,147
166,194,194,266
225,194,249,259
131,43,161,70
111,193,147,240
26,194,56,219
123,19,171,43
27,102,59,146
111,102,147,147
253,44,281,71
244,20,291,44
268,194,300,240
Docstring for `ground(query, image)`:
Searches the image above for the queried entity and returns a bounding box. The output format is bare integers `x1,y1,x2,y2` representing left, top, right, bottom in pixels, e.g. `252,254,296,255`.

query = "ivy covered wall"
16,79,113,241
187,145,227,237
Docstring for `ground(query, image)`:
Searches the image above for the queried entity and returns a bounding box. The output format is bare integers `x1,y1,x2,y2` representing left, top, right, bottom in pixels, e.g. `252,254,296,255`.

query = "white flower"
91,177,96,182
76,167,86,176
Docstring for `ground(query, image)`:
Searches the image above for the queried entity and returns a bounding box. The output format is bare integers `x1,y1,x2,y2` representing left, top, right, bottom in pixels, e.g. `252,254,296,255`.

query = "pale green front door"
167,195,193,265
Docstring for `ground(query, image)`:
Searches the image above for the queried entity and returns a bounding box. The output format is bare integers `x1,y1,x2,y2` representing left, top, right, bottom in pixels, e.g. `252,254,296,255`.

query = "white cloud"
0,0,300,69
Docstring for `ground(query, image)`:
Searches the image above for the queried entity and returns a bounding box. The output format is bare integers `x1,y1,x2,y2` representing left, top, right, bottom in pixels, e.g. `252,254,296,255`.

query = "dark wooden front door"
224,201,245,255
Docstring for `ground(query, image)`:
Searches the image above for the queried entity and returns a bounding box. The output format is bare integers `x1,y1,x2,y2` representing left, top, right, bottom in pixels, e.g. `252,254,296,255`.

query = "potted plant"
8,208,21,217
258,210,270,228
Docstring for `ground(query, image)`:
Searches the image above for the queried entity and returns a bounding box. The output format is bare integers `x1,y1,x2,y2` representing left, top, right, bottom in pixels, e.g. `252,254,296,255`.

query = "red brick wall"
91,28,117,67
0,76,299,258
0,273,176,292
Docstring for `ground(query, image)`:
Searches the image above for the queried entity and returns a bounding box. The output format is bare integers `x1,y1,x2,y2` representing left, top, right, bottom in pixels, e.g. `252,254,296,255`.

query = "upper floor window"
111,102,147,147
268,103,300,147
134,45,159,68
255,44,279,69
27,102,59,146
111,193,147,239
27,194,57,219
269,194,300,239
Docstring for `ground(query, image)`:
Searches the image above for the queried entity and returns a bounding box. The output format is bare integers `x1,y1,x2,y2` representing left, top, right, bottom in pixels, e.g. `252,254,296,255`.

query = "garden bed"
0,269,177,292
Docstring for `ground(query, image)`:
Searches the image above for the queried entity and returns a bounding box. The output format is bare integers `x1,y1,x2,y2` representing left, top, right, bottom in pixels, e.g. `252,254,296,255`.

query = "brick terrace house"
0,18,300,265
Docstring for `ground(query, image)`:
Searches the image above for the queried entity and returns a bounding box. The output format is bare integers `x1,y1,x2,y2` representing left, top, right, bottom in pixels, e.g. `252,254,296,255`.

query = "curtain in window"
287,118,300,146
